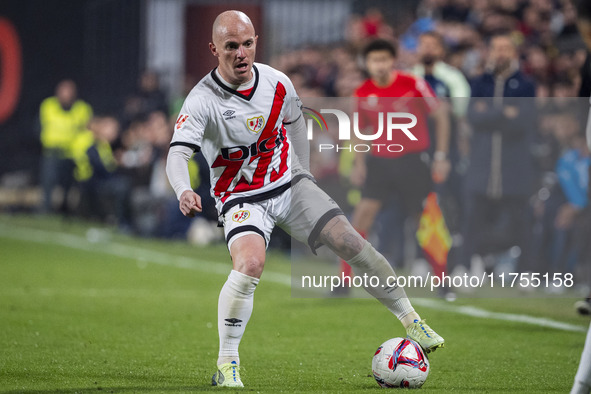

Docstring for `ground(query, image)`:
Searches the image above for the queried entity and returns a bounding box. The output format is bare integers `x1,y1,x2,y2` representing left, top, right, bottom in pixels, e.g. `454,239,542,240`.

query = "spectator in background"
553,125,590,273
524,45,552,84
120,71,169,130
579,52,591,97
571,0,591,390
338,39,450,286
413,31,472,156
117,115,157,187
170,75,198,120
116,111,166,235
570,0,591,391
136,71,168,115
412,30,472,234
457,34,536,276
361,8,392,39
72,116,132,229
413,31,472,103
39,80,92,214
346,8,395,50
534,110,589,277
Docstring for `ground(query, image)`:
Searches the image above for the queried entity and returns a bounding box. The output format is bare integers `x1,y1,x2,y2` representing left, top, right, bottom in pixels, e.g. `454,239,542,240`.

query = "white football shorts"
222,178,343,253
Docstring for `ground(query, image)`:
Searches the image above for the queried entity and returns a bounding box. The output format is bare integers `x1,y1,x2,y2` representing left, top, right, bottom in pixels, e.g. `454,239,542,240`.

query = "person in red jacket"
340,39,450,286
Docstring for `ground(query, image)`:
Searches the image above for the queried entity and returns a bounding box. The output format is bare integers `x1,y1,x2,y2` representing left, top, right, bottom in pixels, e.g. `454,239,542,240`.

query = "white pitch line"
0,223,289,287
0,287,200,299
413,298,587,333
0,223,586,333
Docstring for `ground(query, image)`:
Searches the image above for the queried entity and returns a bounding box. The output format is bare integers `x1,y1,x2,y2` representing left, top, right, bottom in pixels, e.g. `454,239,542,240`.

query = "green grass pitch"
0,214,589,393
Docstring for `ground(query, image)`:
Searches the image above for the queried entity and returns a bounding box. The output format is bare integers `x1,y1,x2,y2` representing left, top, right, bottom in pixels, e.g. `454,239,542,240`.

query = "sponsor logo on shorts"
247,115,264,133
232,210,250,223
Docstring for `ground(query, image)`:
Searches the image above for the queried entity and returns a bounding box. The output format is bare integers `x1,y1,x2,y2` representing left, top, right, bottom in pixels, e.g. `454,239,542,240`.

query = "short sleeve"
169,95,207,152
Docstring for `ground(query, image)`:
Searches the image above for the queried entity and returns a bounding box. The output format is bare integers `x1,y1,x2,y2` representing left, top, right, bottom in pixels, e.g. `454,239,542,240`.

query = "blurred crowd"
39,73,218,240
269,0,591,285
272,0,586,98
37,0,591,287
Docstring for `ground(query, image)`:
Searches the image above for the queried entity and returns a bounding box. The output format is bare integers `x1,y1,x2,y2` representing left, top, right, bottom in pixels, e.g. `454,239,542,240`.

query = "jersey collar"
211,65,259,101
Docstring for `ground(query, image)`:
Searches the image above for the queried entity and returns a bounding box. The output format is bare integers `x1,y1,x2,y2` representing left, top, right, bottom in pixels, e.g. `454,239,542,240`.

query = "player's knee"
319,217,366,260
335,231,365,259
234,256,265,278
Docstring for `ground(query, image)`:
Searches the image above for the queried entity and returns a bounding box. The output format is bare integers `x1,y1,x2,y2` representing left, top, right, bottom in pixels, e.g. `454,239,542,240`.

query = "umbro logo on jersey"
223,110,236,120
224,318,243,327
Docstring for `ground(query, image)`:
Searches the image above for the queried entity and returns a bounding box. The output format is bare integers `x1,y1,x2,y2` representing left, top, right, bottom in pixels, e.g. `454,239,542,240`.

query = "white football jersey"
170,63,303,213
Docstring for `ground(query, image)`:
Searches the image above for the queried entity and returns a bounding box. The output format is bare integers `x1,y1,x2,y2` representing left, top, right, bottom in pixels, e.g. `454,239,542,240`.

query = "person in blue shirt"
556,136,590,220
549,128,590,276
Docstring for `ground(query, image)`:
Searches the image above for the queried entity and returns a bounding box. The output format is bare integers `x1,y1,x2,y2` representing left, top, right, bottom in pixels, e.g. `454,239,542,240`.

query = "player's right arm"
166,145,202,217
166,92,207,217
280,72,310,171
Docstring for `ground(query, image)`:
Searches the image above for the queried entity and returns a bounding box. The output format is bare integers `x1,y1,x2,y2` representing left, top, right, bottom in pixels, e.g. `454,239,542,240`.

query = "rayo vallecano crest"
247,115,265,133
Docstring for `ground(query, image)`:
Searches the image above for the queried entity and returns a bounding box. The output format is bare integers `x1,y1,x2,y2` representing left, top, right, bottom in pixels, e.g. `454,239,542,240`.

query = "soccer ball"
372,337,430,389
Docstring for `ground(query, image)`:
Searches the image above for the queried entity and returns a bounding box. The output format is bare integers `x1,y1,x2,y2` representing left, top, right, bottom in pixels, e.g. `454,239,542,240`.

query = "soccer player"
166,11,444,388
571,2,591,393
339,39,451,284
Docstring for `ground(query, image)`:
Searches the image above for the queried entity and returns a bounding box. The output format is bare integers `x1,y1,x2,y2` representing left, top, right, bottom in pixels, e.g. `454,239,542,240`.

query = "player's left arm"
284,114,310,171
283,82,310,171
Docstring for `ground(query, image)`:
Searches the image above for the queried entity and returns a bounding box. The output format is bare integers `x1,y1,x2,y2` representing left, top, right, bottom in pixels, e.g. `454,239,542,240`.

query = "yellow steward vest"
40,97,93,156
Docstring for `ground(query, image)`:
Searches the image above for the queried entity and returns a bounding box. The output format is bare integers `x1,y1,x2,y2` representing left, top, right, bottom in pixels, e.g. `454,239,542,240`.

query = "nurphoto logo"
303,106,418,153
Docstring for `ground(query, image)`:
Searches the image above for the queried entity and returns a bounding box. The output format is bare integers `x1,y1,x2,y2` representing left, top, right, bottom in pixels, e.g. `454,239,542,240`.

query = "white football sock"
217,270,259,366
346,241,415,321
572,324,591,394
